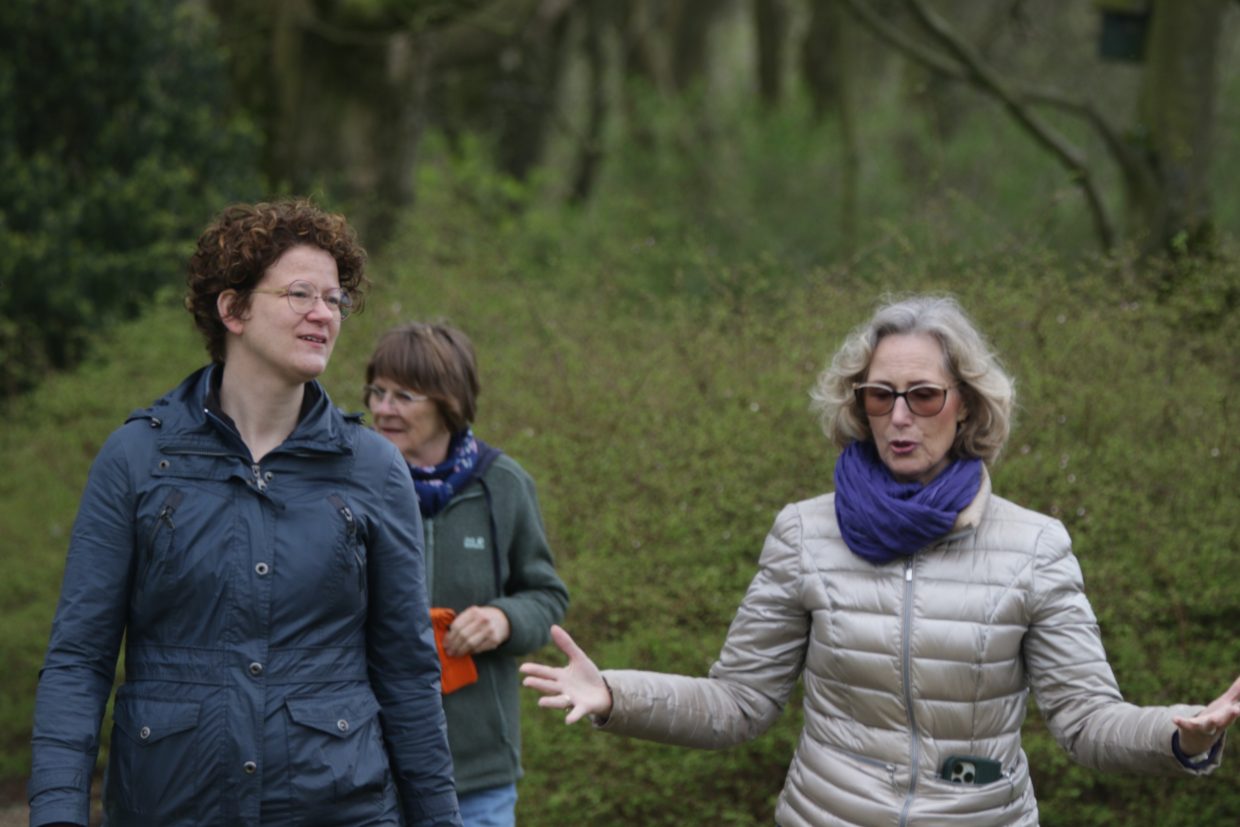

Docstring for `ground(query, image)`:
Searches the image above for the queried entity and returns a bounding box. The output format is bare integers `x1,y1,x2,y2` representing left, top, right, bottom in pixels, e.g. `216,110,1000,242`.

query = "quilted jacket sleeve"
1024,519,1221,775
364,443,463,826
29,429,137,827
598,503,811,748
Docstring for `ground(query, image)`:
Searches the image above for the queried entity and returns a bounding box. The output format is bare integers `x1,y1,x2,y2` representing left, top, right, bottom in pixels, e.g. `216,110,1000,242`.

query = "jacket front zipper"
899,558,919,827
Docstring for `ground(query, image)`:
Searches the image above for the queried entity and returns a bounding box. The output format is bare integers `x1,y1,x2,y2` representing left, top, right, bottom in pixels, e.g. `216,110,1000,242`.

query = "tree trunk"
210,0,431,246
829,0,859,259
754,0,791,107
619,0,666,91
801,0,842,119
670,0,725,92
493,10,575,181
1132,0,1228,255
570,0,609,202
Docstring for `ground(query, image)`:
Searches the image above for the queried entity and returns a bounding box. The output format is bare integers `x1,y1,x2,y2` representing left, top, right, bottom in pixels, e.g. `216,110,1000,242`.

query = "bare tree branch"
841,0,1124,249
904,0,1115,248
837,0,1116,137
425,0,577,68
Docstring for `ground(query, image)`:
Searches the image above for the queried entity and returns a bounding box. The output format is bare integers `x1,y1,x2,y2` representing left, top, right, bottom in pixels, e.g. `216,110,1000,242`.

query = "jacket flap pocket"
113,696,202,745
285,691,381,739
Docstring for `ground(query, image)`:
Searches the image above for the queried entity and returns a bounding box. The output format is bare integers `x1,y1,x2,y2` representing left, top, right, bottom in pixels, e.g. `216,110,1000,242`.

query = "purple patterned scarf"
409,428,481,518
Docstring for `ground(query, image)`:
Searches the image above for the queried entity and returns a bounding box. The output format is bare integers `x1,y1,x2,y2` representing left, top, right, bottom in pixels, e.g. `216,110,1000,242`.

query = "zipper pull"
328,494,356,537
157,503,176,529
905,561,913,582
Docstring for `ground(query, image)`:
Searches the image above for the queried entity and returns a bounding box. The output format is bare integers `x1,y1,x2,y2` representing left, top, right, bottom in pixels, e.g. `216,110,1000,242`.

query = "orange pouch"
429,607,479,694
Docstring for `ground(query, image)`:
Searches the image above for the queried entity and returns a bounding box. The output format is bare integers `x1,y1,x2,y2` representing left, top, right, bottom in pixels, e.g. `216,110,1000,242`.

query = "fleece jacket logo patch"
463,536,487,550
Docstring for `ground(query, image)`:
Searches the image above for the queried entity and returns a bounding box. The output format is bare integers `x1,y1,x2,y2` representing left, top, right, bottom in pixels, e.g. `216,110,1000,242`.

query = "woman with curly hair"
28,199,462,827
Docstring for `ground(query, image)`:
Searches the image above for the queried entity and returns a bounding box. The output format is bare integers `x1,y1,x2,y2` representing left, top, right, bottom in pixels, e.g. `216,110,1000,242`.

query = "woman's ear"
218,290,245,335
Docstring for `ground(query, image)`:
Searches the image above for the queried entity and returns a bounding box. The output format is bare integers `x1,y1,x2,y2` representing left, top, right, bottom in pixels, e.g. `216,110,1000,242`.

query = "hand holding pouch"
429,607,479,694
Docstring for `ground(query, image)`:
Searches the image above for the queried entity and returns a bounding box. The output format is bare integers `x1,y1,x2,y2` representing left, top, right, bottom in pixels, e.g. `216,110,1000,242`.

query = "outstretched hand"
1173,674,1240,756
519,624,613,724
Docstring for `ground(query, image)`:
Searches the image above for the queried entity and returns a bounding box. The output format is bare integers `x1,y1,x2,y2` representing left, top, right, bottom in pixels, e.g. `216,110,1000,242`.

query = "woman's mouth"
889,439,918,455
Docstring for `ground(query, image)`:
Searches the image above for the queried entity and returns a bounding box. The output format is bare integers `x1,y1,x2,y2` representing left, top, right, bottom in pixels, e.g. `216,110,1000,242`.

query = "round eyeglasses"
853,382,955,417
251,280,353,319
363,384,430,407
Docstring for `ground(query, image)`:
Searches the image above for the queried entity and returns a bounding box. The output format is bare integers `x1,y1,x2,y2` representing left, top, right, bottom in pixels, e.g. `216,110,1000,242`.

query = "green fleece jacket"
423,450,569,795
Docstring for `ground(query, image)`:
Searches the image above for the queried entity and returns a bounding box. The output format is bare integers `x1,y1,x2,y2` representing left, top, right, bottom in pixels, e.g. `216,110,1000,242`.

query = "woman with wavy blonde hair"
521,293,1238,826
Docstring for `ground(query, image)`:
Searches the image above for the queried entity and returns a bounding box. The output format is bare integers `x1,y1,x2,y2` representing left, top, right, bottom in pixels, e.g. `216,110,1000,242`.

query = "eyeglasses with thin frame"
251,280,354,319
853,382,956,417
364,384,430,407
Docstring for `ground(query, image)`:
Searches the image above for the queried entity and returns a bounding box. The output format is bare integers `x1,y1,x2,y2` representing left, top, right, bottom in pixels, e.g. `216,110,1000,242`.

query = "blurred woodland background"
3,0,1240,824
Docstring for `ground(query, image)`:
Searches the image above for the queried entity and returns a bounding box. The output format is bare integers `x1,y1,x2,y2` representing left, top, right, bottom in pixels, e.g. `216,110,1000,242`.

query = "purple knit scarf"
833,440,982,565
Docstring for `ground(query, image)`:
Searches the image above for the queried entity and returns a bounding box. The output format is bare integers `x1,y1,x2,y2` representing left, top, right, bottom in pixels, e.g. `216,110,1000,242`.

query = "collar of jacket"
124,364,357,457
944,464,991,540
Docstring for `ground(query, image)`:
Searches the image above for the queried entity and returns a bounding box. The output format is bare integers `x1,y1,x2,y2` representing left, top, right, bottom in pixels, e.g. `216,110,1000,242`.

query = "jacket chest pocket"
132,487,234,626
322,494,368,610
142,490,185,576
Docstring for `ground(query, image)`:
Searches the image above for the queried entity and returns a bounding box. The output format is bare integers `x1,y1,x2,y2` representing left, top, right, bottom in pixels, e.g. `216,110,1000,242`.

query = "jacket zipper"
328,495,365,595
424,517,436,599
140,491,184,581
898,558,919,827
150,501,179,544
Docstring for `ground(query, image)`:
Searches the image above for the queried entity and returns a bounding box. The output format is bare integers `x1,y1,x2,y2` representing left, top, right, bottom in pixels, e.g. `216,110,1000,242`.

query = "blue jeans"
458,783,518,827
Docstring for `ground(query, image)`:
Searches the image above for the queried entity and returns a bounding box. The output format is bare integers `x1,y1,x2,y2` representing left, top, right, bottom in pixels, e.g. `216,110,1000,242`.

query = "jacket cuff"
400,789,463,827
488,597,555,656
28,768,90,827
1171,730,1224,771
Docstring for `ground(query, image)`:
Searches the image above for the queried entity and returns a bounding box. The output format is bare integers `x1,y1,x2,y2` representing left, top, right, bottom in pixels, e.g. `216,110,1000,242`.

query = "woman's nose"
890,396,915,423
302,291,337,322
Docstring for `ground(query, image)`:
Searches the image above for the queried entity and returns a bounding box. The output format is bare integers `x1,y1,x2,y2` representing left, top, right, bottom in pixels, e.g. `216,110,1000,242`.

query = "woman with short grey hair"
521,292,1239,826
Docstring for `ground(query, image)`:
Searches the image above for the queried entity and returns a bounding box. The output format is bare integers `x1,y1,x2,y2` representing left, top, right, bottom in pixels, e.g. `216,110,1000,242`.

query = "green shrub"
3,114,1239,825
0,0,261,399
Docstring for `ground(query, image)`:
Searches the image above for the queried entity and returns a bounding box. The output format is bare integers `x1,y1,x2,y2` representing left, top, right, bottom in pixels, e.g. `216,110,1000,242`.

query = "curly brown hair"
185,198,369,363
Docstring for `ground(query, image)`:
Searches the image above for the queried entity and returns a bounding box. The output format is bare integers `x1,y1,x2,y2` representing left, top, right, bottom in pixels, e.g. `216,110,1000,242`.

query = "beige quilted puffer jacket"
599,470,1221,826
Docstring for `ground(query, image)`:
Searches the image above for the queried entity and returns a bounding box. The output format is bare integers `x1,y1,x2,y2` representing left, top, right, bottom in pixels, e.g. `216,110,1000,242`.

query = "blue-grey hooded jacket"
28,366,462,827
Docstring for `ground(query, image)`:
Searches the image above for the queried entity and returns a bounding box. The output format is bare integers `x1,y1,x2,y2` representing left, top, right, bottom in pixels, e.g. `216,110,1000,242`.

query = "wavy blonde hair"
809,294,1014,464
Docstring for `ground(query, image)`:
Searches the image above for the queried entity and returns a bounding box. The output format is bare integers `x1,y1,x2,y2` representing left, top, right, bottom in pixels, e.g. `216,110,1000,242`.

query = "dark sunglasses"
853,382,955,417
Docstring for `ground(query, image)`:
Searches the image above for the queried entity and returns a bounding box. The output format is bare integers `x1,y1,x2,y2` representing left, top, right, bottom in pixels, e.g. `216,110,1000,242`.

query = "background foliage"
0,0,261,397
3,0,1240,824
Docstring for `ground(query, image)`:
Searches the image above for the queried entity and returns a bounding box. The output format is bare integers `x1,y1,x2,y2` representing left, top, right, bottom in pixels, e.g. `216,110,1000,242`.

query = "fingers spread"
550,624,582,658
522,674,563,695
519,662,558,680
